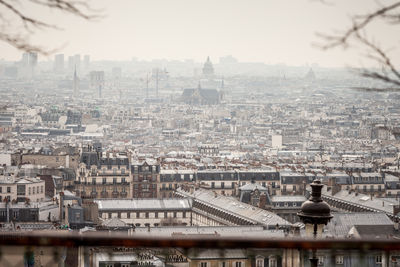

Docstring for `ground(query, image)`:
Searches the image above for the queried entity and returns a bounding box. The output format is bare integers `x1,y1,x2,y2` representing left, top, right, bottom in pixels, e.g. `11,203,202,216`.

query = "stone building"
196,170,238,196
181,83,221,105
175,187,290,227
95,198,191,227
76,149,131,199
160,170,194,198
0,176,45,203
198,144,219,156
131,160,160,198
238,170,281,196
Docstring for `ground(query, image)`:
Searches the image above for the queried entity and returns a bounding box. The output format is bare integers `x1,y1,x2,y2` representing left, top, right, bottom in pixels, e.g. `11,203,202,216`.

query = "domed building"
202,56,214,77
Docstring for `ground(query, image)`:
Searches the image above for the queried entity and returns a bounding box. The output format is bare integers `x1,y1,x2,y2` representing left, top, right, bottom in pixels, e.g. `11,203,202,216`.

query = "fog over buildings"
1,0,400,266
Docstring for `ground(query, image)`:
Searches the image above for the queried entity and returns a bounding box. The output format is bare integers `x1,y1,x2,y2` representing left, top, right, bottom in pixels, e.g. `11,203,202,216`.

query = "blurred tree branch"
317,1,400,89
0,0,100,55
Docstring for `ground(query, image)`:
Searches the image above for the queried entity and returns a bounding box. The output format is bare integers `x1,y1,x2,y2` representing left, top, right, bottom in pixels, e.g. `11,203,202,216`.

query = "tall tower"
73,66,79,97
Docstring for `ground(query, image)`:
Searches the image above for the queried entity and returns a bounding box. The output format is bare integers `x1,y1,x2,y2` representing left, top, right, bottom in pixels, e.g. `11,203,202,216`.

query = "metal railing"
0,232,399,250
0,232,399,266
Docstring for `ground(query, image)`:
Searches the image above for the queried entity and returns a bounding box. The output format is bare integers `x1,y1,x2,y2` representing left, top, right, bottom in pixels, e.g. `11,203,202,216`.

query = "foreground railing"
0,231,399,250
0,232,399,266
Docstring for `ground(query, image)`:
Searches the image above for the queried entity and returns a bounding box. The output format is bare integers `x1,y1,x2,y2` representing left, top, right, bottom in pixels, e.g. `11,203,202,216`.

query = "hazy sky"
0,0,399,67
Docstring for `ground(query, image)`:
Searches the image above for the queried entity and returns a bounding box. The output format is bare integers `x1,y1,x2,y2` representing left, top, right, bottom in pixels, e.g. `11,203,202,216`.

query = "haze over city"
1,0,399,67
1,0,400,266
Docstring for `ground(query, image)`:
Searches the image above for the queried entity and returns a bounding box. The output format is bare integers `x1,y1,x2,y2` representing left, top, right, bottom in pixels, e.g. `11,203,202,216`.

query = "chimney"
259,193,267,209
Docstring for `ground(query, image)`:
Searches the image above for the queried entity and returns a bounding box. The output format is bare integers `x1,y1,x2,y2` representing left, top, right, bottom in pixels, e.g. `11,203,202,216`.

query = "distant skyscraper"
21,52,37,78
54,54,64,73
90,71,105,98
202,56,214,77
74,54,81,73
83,55,90,71
68,56,74,72
73,66,79,97
21,53,29,66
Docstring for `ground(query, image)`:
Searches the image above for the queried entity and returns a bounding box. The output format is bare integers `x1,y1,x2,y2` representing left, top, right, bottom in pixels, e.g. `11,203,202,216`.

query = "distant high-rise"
54,54,64,73
68,56,74,72
74,54,81,73
20,52,37,78
73,66,79,97
21,52,37,67
202,56,214,77
90,71,105,98
83,55,90,71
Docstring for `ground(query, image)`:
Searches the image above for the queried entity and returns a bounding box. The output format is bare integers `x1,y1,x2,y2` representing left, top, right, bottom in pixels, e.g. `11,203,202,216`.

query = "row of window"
133,184,156,190
352,185,383,191
317,255,382,265
353,176,382,182
273,202,299,208
104,211,187,219
102,168,126,174
0,187,11,193
91,187,127,193
133,175,157,182
132,165,158,173
0,186,43,195
81,167,128,175
104,263,130,267
91,178,127,185
200,261,246,267
28,186,43,195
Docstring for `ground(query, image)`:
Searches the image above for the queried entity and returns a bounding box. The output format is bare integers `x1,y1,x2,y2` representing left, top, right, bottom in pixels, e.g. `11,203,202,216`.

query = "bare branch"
0,0,55,30
317,1,400,89
319,1,400,49
354,32,400,81
0,0,101,54
360,69,400,87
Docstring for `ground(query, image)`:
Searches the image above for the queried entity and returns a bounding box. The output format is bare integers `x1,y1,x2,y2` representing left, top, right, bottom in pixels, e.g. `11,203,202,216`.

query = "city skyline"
0,0,399,68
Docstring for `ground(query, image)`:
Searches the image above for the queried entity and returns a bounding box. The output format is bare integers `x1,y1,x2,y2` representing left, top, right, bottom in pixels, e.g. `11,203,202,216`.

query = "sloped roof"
239,182,268,192
352,224,398,238
102,218,127,227
182,88,220,102
95,198,192,211
325,212,393,237
176,188,290,226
